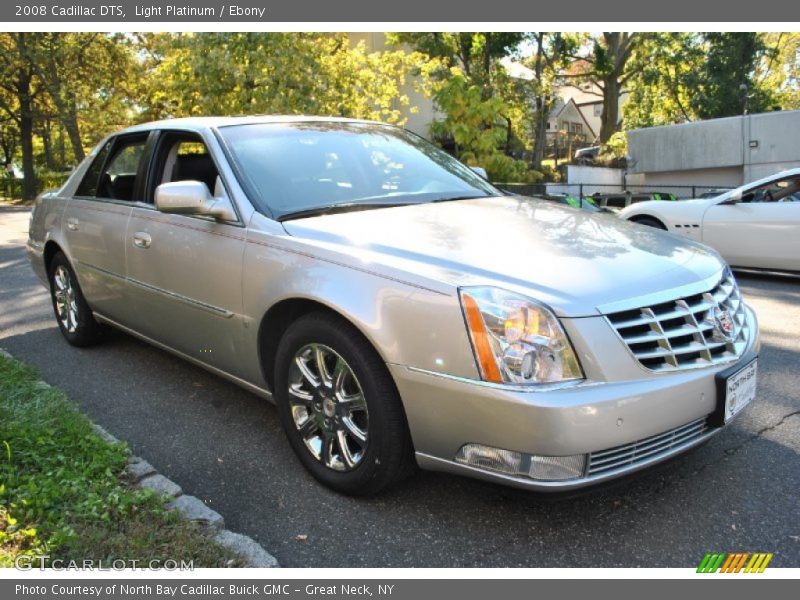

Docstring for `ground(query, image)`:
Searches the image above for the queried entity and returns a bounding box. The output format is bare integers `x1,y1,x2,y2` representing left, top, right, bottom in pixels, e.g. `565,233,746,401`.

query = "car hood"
281,196,725,317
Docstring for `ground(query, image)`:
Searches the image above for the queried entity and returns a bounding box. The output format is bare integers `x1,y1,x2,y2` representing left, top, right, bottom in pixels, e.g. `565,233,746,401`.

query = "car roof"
119,115,382,135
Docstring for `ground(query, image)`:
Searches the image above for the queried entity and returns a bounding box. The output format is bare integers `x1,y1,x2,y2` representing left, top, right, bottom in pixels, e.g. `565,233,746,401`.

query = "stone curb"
0,346,280,568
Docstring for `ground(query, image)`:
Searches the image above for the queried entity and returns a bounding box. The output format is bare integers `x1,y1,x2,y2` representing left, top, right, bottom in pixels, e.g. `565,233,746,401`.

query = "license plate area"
710,355,758,427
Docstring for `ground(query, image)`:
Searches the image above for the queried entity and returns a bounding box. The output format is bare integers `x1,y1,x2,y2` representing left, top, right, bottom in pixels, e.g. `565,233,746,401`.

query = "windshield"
218,121,499,220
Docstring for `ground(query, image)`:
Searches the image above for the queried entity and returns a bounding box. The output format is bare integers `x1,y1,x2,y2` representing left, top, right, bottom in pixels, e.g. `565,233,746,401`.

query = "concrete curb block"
1,346,280,568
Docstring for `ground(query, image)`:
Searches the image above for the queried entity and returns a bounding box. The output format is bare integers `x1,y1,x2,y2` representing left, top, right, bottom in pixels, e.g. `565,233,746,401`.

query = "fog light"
454,444,523,476
528,454,586,481
455,444,587,481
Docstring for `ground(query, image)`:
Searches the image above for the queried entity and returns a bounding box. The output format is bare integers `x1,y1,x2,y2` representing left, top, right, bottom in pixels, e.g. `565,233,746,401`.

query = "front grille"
606,269,748,372
587,417,709,475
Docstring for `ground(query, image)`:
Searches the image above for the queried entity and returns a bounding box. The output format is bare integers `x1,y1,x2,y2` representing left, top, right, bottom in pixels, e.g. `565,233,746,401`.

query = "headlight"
459,287,583,386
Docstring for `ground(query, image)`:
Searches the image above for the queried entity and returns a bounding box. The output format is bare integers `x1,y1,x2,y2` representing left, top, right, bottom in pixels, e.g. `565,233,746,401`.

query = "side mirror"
470,166,488,179
155,180,236,221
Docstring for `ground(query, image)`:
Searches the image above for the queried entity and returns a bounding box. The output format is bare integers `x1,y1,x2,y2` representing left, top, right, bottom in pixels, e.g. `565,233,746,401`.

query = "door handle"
66,218,79,231
132,231,152,249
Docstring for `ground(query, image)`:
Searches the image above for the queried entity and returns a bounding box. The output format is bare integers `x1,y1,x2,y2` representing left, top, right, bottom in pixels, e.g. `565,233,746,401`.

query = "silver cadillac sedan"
27,116,759,495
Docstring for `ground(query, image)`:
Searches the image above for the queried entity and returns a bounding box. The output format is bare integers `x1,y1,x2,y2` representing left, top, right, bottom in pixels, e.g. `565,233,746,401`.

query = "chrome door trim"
75,260,125,281
93,312,272,400
126,276,235,318
76,260,234,318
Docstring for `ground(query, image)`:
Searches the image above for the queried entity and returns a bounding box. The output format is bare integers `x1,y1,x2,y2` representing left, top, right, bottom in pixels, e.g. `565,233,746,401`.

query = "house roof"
548,97,597,138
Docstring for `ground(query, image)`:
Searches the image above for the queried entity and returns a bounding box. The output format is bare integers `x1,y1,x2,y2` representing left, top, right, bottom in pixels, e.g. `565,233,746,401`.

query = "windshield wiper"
429,194,493,203
278,201,417,222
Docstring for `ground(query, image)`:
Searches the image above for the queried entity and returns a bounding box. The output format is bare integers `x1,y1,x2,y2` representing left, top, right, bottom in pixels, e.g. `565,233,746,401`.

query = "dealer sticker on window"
725,359,757,422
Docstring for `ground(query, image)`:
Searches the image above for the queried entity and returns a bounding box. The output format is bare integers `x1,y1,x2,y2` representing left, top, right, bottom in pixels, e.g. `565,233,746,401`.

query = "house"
554,59,628,142
626,109,800,190
341,38,612,156
546,98,596,158
499,57,595,158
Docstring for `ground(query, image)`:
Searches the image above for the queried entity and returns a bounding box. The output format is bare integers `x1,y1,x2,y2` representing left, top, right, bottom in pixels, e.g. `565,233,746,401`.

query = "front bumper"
391,305,759,491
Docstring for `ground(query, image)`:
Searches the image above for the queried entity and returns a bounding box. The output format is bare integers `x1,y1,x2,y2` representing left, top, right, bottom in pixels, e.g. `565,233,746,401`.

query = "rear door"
123,130,248,377
62,133,151,323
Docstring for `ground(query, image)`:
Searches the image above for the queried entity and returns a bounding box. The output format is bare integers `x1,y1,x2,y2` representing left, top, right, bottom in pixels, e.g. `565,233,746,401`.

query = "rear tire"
630,216,668,230
48,252,106,347
273,312,415,495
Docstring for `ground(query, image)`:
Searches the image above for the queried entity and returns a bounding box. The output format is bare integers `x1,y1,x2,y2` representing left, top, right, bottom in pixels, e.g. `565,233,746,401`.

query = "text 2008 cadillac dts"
27,117,759,495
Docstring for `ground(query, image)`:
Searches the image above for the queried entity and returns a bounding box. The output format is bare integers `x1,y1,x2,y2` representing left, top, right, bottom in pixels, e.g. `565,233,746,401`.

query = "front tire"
273,312,414,495
48,252,106,347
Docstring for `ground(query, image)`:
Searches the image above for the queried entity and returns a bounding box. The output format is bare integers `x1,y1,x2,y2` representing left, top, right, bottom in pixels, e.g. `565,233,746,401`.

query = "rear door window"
97,138,147,202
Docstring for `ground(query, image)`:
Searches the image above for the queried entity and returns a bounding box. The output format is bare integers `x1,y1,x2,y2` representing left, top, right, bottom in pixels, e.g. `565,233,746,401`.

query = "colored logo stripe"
697,552,773,573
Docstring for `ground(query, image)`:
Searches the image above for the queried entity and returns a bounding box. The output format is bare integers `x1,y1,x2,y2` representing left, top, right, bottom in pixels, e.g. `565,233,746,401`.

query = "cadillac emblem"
713,306,735,341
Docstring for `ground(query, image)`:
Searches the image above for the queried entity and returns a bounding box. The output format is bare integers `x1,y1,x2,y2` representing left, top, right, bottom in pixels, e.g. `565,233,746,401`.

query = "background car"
540,193,613,213
618,169,800,273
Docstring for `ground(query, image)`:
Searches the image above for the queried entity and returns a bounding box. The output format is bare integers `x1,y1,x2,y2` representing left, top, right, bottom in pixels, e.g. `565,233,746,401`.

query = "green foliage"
601,131,628,159
0,355,236,567
623,33,703,128
430,70,532,182
625,33,793,129
139,33,433,127
690,33,779,119
758,32,800,111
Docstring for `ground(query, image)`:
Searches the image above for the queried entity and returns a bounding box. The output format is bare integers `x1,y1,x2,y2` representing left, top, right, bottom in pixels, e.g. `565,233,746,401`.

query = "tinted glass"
219,122,498,219
75,141,112,197
97,140,146,202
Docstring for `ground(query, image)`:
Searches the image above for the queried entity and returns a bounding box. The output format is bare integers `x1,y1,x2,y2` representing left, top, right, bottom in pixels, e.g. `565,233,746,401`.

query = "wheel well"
629,214,668,230
43,241,63,274
258,298,351,392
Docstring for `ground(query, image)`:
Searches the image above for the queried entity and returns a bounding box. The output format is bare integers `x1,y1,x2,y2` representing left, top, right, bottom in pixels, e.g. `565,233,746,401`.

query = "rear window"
75,141,112,197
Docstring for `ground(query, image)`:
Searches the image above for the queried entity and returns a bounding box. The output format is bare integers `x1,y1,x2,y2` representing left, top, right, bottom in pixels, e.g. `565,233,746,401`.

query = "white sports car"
619,169,800,273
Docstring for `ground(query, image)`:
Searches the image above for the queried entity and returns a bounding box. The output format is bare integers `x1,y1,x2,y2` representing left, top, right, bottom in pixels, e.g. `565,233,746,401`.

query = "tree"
0,34,39,199
756,32,800,111
690,33,779,118
138,33,434,127
563,33,646,143
623,33,704,129
393,33,532,180
431,70,530,182
525,33,576,169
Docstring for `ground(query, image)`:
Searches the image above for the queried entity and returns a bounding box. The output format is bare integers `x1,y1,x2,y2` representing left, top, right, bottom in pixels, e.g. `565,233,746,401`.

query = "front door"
703,175,800,271
124,131,248,377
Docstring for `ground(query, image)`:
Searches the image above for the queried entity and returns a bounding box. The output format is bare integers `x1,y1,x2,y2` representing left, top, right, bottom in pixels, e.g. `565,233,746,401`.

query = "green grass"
0,353,240,568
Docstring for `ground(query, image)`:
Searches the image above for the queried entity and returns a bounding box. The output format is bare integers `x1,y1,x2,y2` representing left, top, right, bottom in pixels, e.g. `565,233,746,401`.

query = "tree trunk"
41,119,56,170
17,34,37,200
64,100,84,164
58,123,66,166
599,76,620,144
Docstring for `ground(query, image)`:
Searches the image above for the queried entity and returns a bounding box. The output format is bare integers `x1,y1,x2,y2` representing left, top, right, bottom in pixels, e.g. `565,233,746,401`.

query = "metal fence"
497,182,734,209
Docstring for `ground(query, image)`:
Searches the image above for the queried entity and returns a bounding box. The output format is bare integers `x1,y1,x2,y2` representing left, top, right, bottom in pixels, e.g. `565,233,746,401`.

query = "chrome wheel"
287,343,369,472
53,265,79,333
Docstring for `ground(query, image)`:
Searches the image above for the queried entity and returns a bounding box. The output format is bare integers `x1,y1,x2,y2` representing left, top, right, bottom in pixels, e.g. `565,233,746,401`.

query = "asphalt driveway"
1,204,798,567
